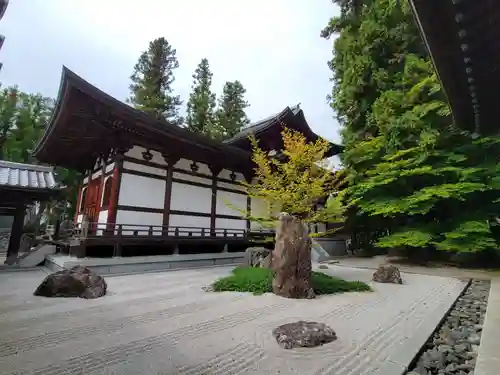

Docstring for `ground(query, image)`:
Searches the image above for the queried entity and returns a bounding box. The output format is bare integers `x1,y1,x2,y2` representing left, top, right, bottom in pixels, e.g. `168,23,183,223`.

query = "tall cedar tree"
128,37,183,125
323,0,500,256
215,81,250,139
186,58,217,136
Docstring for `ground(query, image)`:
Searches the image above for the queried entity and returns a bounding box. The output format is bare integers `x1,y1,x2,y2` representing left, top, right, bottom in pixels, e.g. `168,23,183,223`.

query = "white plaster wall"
76,214,83,224
216,191,246,217
170,182,211,213
96,210,109,235
123,160,166,177
91,170,103,181
125,145,167,166
250,197,269,230
118,173,165,209
174,158,211,175
168,215,211,234
215,218,245,236
217,181,246,192
115,210,163,235
105,162,115,173
83,177,89,184
315,223,327,233
218,169,245,182
173,172,211,185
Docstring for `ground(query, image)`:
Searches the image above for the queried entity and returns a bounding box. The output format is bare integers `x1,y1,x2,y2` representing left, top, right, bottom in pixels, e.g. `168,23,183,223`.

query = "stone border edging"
474,279,500,375
403,278,472,374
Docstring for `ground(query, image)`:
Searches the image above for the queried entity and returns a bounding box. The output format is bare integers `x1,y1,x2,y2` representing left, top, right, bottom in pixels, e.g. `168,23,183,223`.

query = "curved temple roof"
34,67,343,173
225,104,344,157
409,0,500,135
33,67,253,172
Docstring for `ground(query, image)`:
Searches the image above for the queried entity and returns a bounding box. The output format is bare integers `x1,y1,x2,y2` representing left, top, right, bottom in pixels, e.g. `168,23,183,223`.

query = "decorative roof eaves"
33,66,251,163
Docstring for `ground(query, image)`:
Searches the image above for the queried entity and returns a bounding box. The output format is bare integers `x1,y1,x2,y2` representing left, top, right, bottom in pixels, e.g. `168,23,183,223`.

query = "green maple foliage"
323,0,500,254
128,37,183,125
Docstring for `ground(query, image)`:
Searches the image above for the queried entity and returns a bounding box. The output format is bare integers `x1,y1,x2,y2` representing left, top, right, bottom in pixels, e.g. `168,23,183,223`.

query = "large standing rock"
372,265,403,284
272,321,337,349
34,265,107,299
272,213,315,299
244,247,272,268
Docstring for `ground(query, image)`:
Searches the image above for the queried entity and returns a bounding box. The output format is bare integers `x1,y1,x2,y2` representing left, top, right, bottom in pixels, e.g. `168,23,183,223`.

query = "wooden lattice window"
101,176,113,209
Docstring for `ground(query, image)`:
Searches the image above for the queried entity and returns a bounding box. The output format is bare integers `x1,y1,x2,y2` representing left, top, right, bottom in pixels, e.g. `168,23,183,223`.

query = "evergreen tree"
0,86,52,162
128,37,183,125
185,58,217,135
0,86,82,219
215,81,250,139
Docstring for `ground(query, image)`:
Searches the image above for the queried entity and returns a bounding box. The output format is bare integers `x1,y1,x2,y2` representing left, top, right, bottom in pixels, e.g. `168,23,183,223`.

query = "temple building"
32,67,343,258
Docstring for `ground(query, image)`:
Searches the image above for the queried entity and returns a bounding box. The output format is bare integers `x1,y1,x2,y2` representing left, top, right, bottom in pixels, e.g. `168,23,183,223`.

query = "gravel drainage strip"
408,279,490,375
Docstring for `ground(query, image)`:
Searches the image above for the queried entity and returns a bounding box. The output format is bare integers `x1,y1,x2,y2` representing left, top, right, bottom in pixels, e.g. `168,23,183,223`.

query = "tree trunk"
272,213,315,299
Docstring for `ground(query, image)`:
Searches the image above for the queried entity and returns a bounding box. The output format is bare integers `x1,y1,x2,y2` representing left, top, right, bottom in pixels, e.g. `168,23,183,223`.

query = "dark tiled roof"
0,160,59,190
224,104,301,144
409,0,500,134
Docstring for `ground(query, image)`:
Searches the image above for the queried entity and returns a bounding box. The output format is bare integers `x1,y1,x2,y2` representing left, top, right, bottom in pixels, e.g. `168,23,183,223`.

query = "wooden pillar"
246,196,251,232
97,160,106,213
162,154,179,234
6,205,25,263
209,166,222,236
106,150,125,232
74,186,82,224
162,157,174,231
244,171,253,234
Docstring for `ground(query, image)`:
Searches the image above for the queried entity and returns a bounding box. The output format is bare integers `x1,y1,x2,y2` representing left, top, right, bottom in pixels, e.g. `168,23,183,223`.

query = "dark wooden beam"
162,155,178,231
106,149,125,227
5,205,25,264
207,165,221,234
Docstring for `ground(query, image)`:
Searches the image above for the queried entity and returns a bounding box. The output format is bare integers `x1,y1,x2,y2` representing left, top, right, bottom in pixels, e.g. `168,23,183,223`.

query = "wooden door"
83,179,101,233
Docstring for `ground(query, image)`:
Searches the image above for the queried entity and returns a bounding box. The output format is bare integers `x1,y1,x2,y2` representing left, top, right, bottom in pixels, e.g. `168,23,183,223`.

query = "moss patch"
212,267,371,295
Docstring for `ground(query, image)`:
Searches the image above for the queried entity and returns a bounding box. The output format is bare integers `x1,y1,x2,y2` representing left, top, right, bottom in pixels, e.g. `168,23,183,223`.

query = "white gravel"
0,265,467,375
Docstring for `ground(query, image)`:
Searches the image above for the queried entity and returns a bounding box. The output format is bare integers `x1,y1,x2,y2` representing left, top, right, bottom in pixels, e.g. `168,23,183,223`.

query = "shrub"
211,267,371,295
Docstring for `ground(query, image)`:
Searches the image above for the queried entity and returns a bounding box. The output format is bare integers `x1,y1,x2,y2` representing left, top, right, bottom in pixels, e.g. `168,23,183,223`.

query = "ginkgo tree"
243,128,345,229
238,128,346,298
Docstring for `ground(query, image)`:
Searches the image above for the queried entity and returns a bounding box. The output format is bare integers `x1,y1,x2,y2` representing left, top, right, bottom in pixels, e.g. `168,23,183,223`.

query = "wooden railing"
72,222,274,240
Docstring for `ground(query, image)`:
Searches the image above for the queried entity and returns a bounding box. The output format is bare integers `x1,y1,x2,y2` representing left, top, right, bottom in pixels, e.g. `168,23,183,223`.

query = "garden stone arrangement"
34,265,107,299
372,265,403,284
0,266,474,374
408,279,490,375
272,321,337,349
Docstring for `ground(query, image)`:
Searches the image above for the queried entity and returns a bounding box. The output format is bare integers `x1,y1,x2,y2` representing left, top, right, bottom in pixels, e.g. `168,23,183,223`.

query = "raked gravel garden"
0,263,494,374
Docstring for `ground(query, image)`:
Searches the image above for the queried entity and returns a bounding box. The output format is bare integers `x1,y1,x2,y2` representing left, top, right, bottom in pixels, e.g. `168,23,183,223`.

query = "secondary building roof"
0,160,59,191
225,105,343,157
409,0,500,135
0,160,61,208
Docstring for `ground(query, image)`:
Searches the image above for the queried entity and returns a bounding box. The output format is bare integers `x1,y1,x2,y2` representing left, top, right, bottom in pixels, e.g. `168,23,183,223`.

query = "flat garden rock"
372,265,403,284
272,321,337,349
34,265,107,299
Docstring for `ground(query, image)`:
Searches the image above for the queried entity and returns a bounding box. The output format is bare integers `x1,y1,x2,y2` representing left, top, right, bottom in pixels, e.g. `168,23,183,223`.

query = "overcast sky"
1,0,341,144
